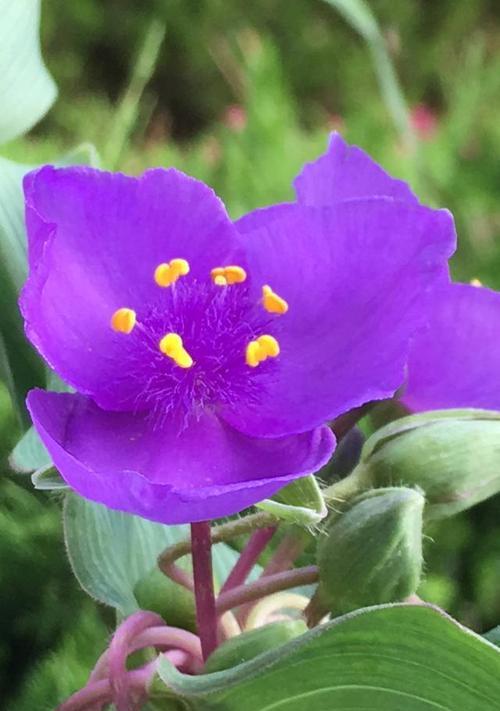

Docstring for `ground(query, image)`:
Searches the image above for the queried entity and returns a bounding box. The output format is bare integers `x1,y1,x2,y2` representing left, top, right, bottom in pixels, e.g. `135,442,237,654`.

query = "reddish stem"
190,521,218,661
107,611,163,711
57,664,156,711
216,565,319,615
261,534,306,578
220,527,276,594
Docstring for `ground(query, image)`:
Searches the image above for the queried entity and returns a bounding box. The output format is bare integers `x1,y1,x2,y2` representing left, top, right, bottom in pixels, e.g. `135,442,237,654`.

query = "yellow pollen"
262,285,288,315
110,307,136,334
245,334,280,367
154,258,190,287
470,278,482,288
159,332,193,368
211,265,247,286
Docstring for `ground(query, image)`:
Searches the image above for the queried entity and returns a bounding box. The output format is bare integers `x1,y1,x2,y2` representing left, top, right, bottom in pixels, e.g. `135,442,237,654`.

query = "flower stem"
190,521,218,661
216,565,319,615
220,526,276,594
322,462,369,504
158,511,279,572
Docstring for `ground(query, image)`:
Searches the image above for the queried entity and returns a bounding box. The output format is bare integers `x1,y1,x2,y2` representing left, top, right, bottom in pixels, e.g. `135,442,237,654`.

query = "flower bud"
133,567,195,631
315,487,424,616
360,409,500,519
204,620,307,673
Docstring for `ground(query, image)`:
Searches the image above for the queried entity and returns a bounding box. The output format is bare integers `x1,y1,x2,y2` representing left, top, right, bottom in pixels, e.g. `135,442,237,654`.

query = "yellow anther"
245,334,280,367
159,332,193,368
257,334,280,357
470,278,482,288
170,258,190,276
211,265,247,286
111,307,136,334
224,265,247,284
154,258,190,287
262,285,288,315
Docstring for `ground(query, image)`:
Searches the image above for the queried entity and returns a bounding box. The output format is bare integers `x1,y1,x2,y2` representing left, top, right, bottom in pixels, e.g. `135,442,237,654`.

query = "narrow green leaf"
32,464,68,491
157,605,500,710
256,475,326,525
0,0,57,144
323,0,414,148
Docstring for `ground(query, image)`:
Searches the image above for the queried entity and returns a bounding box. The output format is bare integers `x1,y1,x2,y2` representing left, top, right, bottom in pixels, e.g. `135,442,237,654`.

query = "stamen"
257,334,280,357
155,258,190,287
211,265,247,286
245,334,280,367
470,278,482,288
262,285,288,314
245,341,262,368
110,307,136,334
159,332,194,368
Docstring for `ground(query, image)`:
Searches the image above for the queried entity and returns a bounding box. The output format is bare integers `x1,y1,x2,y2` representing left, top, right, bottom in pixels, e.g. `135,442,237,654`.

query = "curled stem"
158,512,279,572
220,526,276,593
216,566,319,615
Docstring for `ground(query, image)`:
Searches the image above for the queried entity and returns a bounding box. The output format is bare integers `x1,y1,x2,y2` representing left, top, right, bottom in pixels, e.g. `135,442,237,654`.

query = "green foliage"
157,605,500,709
0,0,56,144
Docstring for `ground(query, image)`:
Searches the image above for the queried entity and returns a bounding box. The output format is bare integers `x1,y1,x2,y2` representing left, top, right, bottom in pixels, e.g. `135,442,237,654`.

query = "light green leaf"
63,493,255,615
0,0,57,144
10,424,51,473
63,492,189,616
256,475,326,525
32,464,68,491
157,604,500,710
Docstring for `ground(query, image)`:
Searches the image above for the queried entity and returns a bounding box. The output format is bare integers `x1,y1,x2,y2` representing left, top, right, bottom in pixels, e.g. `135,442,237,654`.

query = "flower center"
109,259,288,420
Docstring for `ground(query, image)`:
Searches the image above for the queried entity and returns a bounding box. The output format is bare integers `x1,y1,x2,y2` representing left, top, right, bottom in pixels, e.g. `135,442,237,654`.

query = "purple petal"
224,199,456,437
27,389,334,524
21,166,243,406
403,283,500,412
294,132,418,206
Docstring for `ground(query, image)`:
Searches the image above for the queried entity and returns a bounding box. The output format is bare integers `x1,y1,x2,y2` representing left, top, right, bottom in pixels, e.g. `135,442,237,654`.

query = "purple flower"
293,133,499,417
401,282,500,412
21,146,454,524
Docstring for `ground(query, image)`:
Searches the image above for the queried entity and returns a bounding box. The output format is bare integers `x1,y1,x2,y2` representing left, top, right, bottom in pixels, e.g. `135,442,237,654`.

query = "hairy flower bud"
314,487,424,616
360,409,500,519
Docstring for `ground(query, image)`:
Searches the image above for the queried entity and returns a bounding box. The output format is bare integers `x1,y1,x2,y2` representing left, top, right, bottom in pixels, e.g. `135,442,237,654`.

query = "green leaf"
0,0,57,144
484,625,500,648
63,493,255,615
10,424,51,473
32,464,68,491
157,605,500,710
256,475,327,525
63,492,189,616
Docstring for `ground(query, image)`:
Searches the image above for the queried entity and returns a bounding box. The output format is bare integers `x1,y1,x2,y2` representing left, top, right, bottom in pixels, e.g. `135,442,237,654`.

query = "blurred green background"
2,0,500,708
